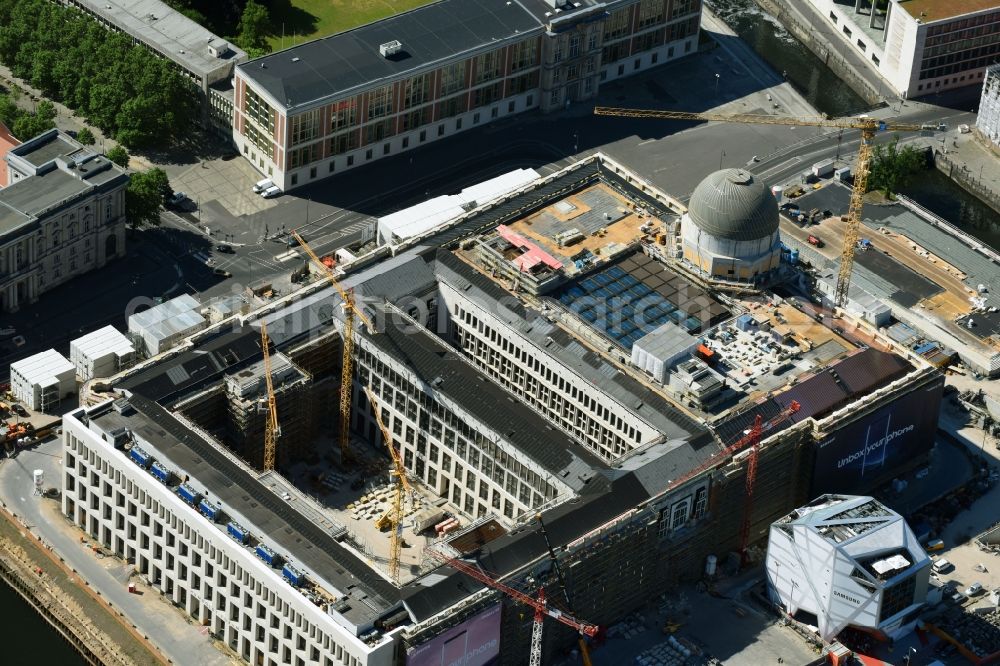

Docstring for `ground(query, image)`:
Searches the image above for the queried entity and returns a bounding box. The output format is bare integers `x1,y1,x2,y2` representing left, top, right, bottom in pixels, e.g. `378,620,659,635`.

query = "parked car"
12,404,28,417
965,582,984,596
807,235,824,247
932,558,954,574
215,244,235,254
261,185,281,198
253,178,273,193
212,268,233,278
166,191,187,207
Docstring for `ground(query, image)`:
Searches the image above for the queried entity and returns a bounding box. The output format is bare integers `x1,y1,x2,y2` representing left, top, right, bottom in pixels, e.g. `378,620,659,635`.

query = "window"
638,0,665,29
508,101,515,113
510,39,538,72
474,50,503,84
328,132,358,155
569,35,581,58
670,498,691,529
419,130,427,142
843,26,852,38
438,124,445,136
829,11,837,23
403,73,431,109
289,109,320,146
330,100,358,131
347,155,354,166
588,31,598,51
244,87,275,133
402,136,409,148
367,84,393,120
604,9,630,41
291,174,298,186
550,89,560,105
309,166,317,179
440,62,467,96
365,149,373,160
856,39,866,52
383,143,390,155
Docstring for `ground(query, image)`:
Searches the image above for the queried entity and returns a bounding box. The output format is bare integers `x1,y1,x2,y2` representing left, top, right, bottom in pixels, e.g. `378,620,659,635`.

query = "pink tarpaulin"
497,225,562,272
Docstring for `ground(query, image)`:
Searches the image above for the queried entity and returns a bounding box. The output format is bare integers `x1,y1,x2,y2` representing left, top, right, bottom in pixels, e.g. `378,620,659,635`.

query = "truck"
811,159,835,178
807,235,824,247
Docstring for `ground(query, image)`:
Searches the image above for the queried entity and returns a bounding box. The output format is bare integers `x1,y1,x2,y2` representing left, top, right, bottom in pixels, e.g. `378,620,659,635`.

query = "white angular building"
977,64,1000,147
10,348,75,411
128,294,207,357
70,325,136,381
765,495,931,642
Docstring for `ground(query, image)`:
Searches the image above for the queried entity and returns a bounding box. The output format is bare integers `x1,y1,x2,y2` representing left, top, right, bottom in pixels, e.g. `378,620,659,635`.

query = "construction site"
53,142,959,666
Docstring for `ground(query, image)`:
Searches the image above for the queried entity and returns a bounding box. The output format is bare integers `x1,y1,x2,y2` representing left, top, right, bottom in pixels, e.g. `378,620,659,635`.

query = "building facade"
233,0,702,190
977,63,1000,146
808,0,1000,98
0,129,128,312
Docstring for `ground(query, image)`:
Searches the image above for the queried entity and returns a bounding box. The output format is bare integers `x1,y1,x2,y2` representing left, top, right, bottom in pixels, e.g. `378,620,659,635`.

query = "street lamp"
715,73,720,96
573,130,578,154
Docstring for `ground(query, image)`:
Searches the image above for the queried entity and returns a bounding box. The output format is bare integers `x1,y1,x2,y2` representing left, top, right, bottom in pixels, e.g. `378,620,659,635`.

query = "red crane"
733,401,801,563
426,546,599,666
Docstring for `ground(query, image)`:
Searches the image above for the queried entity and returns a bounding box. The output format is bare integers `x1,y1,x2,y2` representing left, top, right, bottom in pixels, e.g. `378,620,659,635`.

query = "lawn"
266,0,437,51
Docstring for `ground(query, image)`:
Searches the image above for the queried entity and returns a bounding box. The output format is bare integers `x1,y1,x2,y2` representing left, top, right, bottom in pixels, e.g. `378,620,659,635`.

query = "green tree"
10,109,53,140
106,144,130,168
867,136,927,198
125,168,171,228
75,126,95,145
237,0,271,52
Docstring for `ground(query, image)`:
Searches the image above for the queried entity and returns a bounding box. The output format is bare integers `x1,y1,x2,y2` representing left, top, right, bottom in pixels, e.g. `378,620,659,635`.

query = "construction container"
811,159,835,178
198,499,222,522
150,461,171,484
227,521,249,544
256,545,279,566
129,447,152,469
735,314,757,332
177,483,201,505
282,564,304,587
414,508,447,533
128,582,137,594
834,166,851,182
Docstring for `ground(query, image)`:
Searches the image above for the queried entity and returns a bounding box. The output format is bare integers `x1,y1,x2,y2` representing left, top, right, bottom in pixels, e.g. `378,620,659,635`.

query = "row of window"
64,429,361,666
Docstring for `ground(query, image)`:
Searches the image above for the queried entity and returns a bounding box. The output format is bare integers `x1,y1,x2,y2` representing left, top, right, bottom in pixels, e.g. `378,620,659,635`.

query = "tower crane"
730,401,800,564
426,546,599,666
260,319,280,472
593,107,923,306
292,231,373,465
536,513,593,666
364,386,412,584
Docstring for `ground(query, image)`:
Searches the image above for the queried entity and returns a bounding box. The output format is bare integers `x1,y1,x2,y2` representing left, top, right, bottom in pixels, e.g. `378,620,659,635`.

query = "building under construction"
63,154,944,666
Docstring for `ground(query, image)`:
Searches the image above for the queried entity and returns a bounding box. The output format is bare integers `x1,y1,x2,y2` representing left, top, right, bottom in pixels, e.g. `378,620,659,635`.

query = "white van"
253,178,274,193
932,558,953,574
261,185,281,198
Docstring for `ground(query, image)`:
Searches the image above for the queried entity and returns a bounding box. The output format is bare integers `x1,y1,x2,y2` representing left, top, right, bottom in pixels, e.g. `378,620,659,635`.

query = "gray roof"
239,0,543,109
687,169,779,241
69,0,245,82
434,252,709,443
8,132,80,168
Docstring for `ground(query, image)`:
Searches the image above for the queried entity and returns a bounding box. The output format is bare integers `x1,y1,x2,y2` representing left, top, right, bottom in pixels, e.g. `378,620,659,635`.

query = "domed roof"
687,169,779,241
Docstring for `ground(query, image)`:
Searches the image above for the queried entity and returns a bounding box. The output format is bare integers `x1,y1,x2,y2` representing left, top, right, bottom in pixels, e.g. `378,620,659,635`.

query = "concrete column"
882,1,891,44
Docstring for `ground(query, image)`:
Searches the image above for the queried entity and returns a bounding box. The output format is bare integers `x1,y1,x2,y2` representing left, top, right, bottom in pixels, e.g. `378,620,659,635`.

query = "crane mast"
536,514,594,666
365,387,411,584
292,231,373,465
260,320,280,472
592,107,922,306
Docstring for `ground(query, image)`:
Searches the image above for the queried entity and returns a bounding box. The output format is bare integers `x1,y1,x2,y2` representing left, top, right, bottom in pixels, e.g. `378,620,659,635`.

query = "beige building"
0,129,128,312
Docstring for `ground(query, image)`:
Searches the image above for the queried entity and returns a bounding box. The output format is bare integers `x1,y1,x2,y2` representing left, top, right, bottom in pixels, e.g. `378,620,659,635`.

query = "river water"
0,582,86,666
707,0,1000,251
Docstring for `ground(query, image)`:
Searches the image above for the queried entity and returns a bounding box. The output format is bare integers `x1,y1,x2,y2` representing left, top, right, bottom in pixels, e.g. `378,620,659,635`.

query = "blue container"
282,565,303,587
177,483,200,505
227,522,249,544
150,461,170,484
198,499,221,522
129,447,152,469
789,249,799,265
256,545,278,566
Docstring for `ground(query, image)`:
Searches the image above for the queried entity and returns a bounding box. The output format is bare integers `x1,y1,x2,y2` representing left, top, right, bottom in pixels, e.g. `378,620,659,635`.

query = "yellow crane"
292,231,373,465
260,320,280,472
593,107,923,306
364,386,412,584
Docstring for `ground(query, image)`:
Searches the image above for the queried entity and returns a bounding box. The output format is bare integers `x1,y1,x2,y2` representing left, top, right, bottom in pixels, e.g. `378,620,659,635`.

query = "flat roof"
238,0,543,109
70,0,245,79
897,0,1000,22
92,398,398,624
9,132,81,168
11,348,74,386
70,326,135,360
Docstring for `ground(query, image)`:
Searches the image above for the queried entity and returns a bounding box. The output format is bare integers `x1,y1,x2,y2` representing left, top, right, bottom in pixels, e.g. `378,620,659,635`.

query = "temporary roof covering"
128,294,206,345
71,325,135,360
378,168,539,245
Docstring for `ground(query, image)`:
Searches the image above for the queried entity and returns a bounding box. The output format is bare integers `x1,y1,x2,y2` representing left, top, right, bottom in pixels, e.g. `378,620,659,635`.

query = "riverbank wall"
749,0,883,105
933,147,1000,217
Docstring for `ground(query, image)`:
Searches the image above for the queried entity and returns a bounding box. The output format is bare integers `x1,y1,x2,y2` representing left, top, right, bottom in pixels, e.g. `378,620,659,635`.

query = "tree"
76,126,95,145
106,144,130,168
237,0,271,53
10,109,53,140
867,136,927,198
125,168,171,227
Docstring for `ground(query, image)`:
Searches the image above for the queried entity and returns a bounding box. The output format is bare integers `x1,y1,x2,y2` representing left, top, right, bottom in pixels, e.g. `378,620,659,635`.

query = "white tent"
128,294,207,356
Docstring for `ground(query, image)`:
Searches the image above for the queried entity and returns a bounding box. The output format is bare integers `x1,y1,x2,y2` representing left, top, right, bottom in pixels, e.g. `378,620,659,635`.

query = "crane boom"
592,106,922,306
292,231,373,463
365,387,411,584
260,320,280,472
536,514,594,666
426,547,600,637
